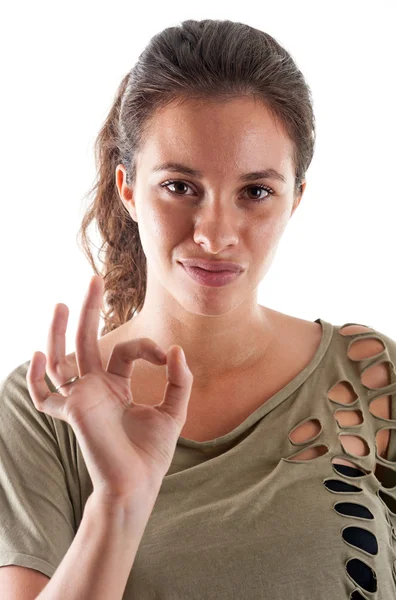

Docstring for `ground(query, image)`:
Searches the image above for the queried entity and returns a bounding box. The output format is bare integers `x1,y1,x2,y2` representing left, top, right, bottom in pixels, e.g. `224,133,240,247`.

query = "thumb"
157,345,193,422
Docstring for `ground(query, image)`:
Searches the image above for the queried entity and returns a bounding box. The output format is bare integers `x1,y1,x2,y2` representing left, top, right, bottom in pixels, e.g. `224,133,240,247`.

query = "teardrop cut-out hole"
339,324,374,336
375,428,393,460
334,409,363,428
289,418,322,444
361,360,392,389
333,501,374,520
332,457,370,476
374,461,396,489
346,557,377,593
377,488,396,515
369,394,392,420
342,526,378,555
339,434,370,457
328,380,358,405
323,479,362,493
347,337,385,361
285,445,328,461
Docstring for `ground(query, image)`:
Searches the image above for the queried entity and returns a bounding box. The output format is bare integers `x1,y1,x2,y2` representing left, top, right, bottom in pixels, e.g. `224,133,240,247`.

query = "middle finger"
75,275,104,376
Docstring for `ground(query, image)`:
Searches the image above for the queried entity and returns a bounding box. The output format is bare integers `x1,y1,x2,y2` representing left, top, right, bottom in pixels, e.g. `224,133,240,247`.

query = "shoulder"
332,322,396,460
335,322,396,369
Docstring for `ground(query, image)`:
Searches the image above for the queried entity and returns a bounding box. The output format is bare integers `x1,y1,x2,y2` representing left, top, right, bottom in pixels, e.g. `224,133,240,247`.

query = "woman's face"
116,96,305,317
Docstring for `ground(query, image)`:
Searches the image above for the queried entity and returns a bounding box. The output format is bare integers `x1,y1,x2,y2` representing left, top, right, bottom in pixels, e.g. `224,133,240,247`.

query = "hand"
26,275,194,501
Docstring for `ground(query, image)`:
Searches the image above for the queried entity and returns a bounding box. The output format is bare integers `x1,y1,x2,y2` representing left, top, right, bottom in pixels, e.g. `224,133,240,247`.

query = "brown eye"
244,184,274,203
161,181,194,195
160,180,275,203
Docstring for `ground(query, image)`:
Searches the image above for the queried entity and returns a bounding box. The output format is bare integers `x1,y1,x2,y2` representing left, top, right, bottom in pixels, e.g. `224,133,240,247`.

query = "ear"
290,181,306,217
115,164,138,222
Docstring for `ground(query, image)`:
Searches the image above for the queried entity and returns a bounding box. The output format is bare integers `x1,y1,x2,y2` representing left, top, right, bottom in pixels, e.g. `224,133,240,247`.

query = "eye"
244,184,275,203
160,180,275,203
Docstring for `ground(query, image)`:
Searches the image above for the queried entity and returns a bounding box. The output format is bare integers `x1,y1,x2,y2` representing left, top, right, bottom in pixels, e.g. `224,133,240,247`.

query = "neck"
124,303,276,388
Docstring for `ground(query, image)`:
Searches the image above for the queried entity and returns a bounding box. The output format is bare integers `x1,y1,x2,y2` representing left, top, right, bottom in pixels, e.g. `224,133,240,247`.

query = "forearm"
36,484,162,600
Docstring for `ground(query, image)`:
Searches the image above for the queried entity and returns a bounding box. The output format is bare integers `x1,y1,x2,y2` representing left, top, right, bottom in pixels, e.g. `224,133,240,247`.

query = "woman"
1,18,396,600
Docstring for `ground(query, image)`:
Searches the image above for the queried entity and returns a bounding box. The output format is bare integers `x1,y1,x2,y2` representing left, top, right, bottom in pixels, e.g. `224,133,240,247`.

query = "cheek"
263,208,290,239
154,206,186,238
140,200,171,235
253,214,286,247
140,203,185,256
249,216,289,272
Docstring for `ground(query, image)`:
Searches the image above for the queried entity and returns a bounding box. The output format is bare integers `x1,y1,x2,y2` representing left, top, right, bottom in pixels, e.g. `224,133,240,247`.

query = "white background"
0,1,395,381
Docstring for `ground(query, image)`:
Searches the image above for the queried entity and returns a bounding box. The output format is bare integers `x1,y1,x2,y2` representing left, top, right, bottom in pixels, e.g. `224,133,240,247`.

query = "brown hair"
77,18,316,337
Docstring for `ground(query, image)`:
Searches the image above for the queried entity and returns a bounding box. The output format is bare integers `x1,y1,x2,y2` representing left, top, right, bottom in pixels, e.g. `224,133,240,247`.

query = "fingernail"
179,348,186,363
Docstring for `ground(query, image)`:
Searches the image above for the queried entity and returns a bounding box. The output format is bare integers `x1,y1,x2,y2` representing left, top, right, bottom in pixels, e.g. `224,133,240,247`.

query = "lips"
179,259,244,272
196,266,228,272
181,264,242,287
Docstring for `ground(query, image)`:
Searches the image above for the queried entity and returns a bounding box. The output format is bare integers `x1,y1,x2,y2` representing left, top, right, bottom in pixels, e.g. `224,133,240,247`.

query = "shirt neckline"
177,317,334,448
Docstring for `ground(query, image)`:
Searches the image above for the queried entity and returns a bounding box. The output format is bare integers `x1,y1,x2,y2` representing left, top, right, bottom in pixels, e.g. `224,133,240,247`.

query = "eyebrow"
152,162,287,184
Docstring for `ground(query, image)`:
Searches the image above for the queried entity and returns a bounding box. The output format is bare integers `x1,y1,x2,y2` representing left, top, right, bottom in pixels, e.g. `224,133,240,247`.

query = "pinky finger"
27,351,67,419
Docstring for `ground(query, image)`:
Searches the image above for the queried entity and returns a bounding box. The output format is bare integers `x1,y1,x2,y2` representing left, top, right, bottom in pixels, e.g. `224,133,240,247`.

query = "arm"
36,483,162,600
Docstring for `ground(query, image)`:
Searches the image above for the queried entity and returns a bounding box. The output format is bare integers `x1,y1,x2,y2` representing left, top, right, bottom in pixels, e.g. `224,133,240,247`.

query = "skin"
114,96,306,390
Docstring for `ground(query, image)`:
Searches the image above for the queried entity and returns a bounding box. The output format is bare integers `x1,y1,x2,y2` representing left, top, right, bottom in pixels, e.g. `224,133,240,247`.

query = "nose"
192,202,240,252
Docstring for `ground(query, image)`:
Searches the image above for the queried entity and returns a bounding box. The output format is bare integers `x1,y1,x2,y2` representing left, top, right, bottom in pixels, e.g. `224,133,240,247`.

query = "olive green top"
1,318,396,598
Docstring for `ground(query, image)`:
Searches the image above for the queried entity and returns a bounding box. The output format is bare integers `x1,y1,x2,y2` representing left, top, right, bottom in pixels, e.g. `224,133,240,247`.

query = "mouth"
179,259,244,273
194,266,232,272
180,263,243,287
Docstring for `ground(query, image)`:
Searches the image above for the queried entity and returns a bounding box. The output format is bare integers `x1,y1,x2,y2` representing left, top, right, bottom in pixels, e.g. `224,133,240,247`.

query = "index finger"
75,275,104,376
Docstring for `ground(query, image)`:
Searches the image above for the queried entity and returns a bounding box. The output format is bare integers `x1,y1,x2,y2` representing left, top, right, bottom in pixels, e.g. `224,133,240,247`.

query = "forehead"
139,97,294,180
